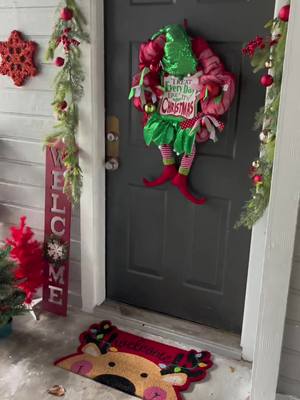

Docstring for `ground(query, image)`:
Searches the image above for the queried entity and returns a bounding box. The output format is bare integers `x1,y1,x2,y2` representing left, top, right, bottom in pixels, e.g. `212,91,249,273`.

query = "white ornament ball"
259,132,267,142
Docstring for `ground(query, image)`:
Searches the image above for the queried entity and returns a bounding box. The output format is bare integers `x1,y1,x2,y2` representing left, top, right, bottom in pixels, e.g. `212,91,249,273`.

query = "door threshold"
94,300,242,361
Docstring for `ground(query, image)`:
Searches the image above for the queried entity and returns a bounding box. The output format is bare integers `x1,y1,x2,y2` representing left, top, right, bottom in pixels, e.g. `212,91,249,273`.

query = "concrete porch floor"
0,307,251,400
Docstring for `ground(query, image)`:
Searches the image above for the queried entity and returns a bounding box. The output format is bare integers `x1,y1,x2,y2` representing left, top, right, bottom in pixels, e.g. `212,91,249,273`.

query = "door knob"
105,158,119,171
105,115,120,171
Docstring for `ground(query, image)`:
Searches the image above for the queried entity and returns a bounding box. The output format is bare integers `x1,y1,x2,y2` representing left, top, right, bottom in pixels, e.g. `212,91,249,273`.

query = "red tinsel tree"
6,216,45,304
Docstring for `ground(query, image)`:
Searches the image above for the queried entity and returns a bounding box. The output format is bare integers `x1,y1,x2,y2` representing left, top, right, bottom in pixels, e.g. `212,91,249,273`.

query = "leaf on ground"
47,385,66,397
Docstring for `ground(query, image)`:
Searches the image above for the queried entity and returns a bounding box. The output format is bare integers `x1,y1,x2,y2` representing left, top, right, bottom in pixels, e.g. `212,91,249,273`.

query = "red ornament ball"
252,174,263,184
60,7,73,21
278,5,290,22
260,74,273,87
55,57,65,67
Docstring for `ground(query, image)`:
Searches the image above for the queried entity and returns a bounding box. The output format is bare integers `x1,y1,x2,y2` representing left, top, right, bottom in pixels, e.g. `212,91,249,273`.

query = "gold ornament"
252,160,260,168
264,60,273,69
144,103,156,114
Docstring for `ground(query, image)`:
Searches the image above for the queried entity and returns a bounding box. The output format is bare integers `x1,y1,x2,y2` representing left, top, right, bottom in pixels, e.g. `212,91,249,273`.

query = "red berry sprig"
242,36,265,57
56,28,80,53
60,100,68,111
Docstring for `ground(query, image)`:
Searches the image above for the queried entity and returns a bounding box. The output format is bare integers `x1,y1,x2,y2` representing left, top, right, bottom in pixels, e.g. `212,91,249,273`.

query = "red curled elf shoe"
143,164,177,187
172,173,206,205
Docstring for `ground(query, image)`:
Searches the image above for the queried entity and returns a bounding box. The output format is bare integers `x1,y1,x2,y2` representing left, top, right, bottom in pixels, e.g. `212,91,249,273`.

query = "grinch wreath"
129,24,235,204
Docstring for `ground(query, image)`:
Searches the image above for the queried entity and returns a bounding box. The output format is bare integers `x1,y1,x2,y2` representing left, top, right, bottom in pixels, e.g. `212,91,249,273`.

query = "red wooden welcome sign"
42,144,72,316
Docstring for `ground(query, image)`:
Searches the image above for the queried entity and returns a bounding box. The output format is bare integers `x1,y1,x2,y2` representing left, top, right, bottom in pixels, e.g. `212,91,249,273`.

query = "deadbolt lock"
105,116,120,171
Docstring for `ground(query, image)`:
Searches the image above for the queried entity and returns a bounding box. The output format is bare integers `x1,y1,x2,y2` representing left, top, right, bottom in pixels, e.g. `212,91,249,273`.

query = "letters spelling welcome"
159,75,198,119
46,148,70,310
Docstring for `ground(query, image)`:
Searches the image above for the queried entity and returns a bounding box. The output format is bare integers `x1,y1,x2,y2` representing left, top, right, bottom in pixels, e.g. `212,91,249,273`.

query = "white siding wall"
0,0,81,306
278,211,300,397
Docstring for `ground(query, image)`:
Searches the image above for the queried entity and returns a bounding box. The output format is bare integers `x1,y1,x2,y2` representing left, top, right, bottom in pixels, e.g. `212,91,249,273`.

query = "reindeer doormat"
55,320,213,399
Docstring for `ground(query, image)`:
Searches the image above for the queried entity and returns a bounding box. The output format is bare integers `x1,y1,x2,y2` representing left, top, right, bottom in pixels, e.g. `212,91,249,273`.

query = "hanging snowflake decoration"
44,237,68,266
0,30,38,86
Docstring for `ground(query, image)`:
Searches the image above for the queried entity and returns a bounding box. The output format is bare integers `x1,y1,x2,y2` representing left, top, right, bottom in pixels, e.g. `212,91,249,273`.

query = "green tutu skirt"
144,113,196,155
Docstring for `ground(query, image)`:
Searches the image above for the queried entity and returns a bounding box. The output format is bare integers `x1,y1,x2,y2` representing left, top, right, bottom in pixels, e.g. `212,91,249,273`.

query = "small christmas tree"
6,216,45,304
0,247,26,327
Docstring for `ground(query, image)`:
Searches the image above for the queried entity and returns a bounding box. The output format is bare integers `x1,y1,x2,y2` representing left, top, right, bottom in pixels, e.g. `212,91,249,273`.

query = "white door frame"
79,0,106,311
240,0,289,363
251,0,300,396
79,1,300,399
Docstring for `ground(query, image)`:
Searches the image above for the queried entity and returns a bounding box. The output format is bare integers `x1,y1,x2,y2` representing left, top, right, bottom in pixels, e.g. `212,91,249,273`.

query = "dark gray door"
105,0,274,333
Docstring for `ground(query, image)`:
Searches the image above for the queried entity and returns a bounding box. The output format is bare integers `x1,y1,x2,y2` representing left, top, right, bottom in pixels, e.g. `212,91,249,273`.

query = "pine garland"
236,7,289,229
45,0,89,203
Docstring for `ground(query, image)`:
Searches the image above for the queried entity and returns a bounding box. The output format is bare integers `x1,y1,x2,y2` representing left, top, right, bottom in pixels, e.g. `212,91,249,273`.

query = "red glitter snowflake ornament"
0,30,38,86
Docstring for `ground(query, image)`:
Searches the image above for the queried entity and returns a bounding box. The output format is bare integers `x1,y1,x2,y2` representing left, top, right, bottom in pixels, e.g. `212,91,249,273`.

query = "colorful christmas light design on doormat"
55,320,213,399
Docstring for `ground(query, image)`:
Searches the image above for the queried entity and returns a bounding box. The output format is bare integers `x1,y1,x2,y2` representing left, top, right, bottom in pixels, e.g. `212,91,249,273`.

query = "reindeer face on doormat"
55,321,213,399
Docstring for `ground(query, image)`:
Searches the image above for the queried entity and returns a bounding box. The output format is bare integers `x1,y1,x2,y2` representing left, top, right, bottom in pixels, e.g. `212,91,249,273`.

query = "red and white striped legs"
172,145,206,205
178,145,196,176
160,144,175,165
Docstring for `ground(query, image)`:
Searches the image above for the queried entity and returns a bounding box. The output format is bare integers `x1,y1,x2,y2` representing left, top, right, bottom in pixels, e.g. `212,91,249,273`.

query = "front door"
105,0,274,333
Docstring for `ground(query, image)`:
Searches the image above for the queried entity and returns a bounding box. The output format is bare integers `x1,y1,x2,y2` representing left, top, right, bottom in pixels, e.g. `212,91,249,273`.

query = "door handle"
105,115,120,171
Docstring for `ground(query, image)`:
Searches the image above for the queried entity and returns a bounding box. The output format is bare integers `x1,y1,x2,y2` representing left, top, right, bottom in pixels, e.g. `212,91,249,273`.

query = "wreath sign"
129,24,235,205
